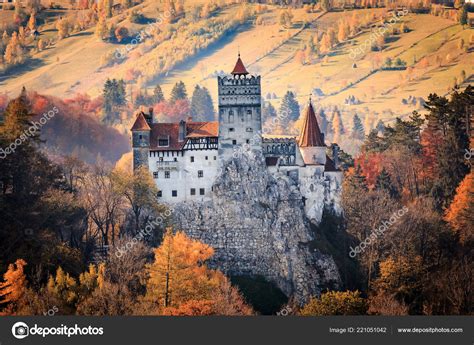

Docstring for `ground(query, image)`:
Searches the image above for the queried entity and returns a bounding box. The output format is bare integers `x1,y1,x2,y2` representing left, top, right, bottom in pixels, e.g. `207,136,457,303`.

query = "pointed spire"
298,99,325,147
131,112,151,131
231,52,249,76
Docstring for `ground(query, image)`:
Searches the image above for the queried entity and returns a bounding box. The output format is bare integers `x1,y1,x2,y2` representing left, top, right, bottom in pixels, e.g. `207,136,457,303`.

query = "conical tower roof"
298,100,325,147
231,54,249,75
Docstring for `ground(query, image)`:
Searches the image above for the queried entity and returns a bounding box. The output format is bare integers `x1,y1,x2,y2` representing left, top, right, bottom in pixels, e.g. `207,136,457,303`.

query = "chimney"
178,120,186,142
332,144,340,169
149,107,154,123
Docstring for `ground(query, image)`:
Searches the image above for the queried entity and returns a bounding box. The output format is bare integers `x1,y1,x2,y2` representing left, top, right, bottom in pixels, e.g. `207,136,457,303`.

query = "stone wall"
173,150,341,304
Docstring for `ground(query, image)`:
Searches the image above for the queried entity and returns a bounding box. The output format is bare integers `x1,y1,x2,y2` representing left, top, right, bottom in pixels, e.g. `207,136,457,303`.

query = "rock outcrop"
173,150,341,304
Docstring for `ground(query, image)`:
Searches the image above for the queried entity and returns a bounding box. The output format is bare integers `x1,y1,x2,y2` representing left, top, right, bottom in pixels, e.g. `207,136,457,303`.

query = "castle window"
157,191,162,197
153,172,158,179
172,190,177,197
199,188,205,195
174,158,177,162
232,140,237,145
159,157,163,162
247,110,252,114
158,138,169,147
205,156,208,160
213,156,216,160
190,188,196,196
229,128,235,132
246,127,253,132
190,156,194,163
139,135,143,140
246,139,250,144
165,171,170,179
198,170,203,178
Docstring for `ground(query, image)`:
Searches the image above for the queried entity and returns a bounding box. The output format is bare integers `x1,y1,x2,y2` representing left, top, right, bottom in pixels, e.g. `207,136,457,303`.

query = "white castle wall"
149,149,219,203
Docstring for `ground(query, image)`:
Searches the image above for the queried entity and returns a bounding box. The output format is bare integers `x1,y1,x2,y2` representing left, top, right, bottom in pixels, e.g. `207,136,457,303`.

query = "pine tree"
191,85,215,121
170,81,187,103
279,91,300,121
153,84,165,104
262,101,277,121
375,168,399,198
352,114,365,140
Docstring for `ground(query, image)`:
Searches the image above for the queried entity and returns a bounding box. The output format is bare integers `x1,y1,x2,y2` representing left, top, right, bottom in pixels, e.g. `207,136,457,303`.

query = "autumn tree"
56,17,70,39
444,172,473,243
143,229,251,315
0,259,28,315
4,32,24,65
113,166,163,236
46,267,78,314
279,9,293,29
300,291,367,315
95,14,109,41
28,12,36,31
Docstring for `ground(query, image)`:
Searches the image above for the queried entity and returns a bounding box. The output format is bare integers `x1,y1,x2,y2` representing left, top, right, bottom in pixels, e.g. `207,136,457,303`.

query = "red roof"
150,121,218,151
131,112,151,131
298,102,325,147
231,55,249,75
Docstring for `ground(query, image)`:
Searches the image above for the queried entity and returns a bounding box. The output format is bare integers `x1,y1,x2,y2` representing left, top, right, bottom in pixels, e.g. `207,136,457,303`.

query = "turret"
131,112,151,171
298,98,326,166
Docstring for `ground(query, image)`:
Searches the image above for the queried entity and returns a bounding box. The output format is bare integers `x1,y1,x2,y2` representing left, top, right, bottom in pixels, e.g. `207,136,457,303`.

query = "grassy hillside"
0,2,472,153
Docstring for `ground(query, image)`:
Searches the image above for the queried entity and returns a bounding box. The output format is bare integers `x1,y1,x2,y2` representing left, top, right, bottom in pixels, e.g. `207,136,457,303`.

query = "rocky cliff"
173,150,341,304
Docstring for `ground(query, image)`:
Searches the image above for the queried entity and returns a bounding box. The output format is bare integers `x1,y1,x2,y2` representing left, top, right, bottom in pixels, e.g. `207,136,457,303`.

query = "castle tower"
217,54,262,162
131,112,151,171
298,99,326,166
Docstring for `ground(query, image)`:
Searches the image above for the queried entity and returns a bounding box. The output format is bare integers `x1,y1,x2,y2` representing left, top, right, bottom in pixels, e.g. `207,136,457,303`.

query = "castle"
131,55,343,222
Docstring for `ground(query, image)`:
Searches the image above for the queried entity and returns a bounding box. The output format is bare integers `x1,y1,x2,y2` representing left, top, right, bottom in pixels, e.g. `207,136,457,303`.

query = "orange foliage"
153,99,190,122
420,125,443,183
163,300,214,316
444,172,474,243
0,259,27,315
355,151,383,188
